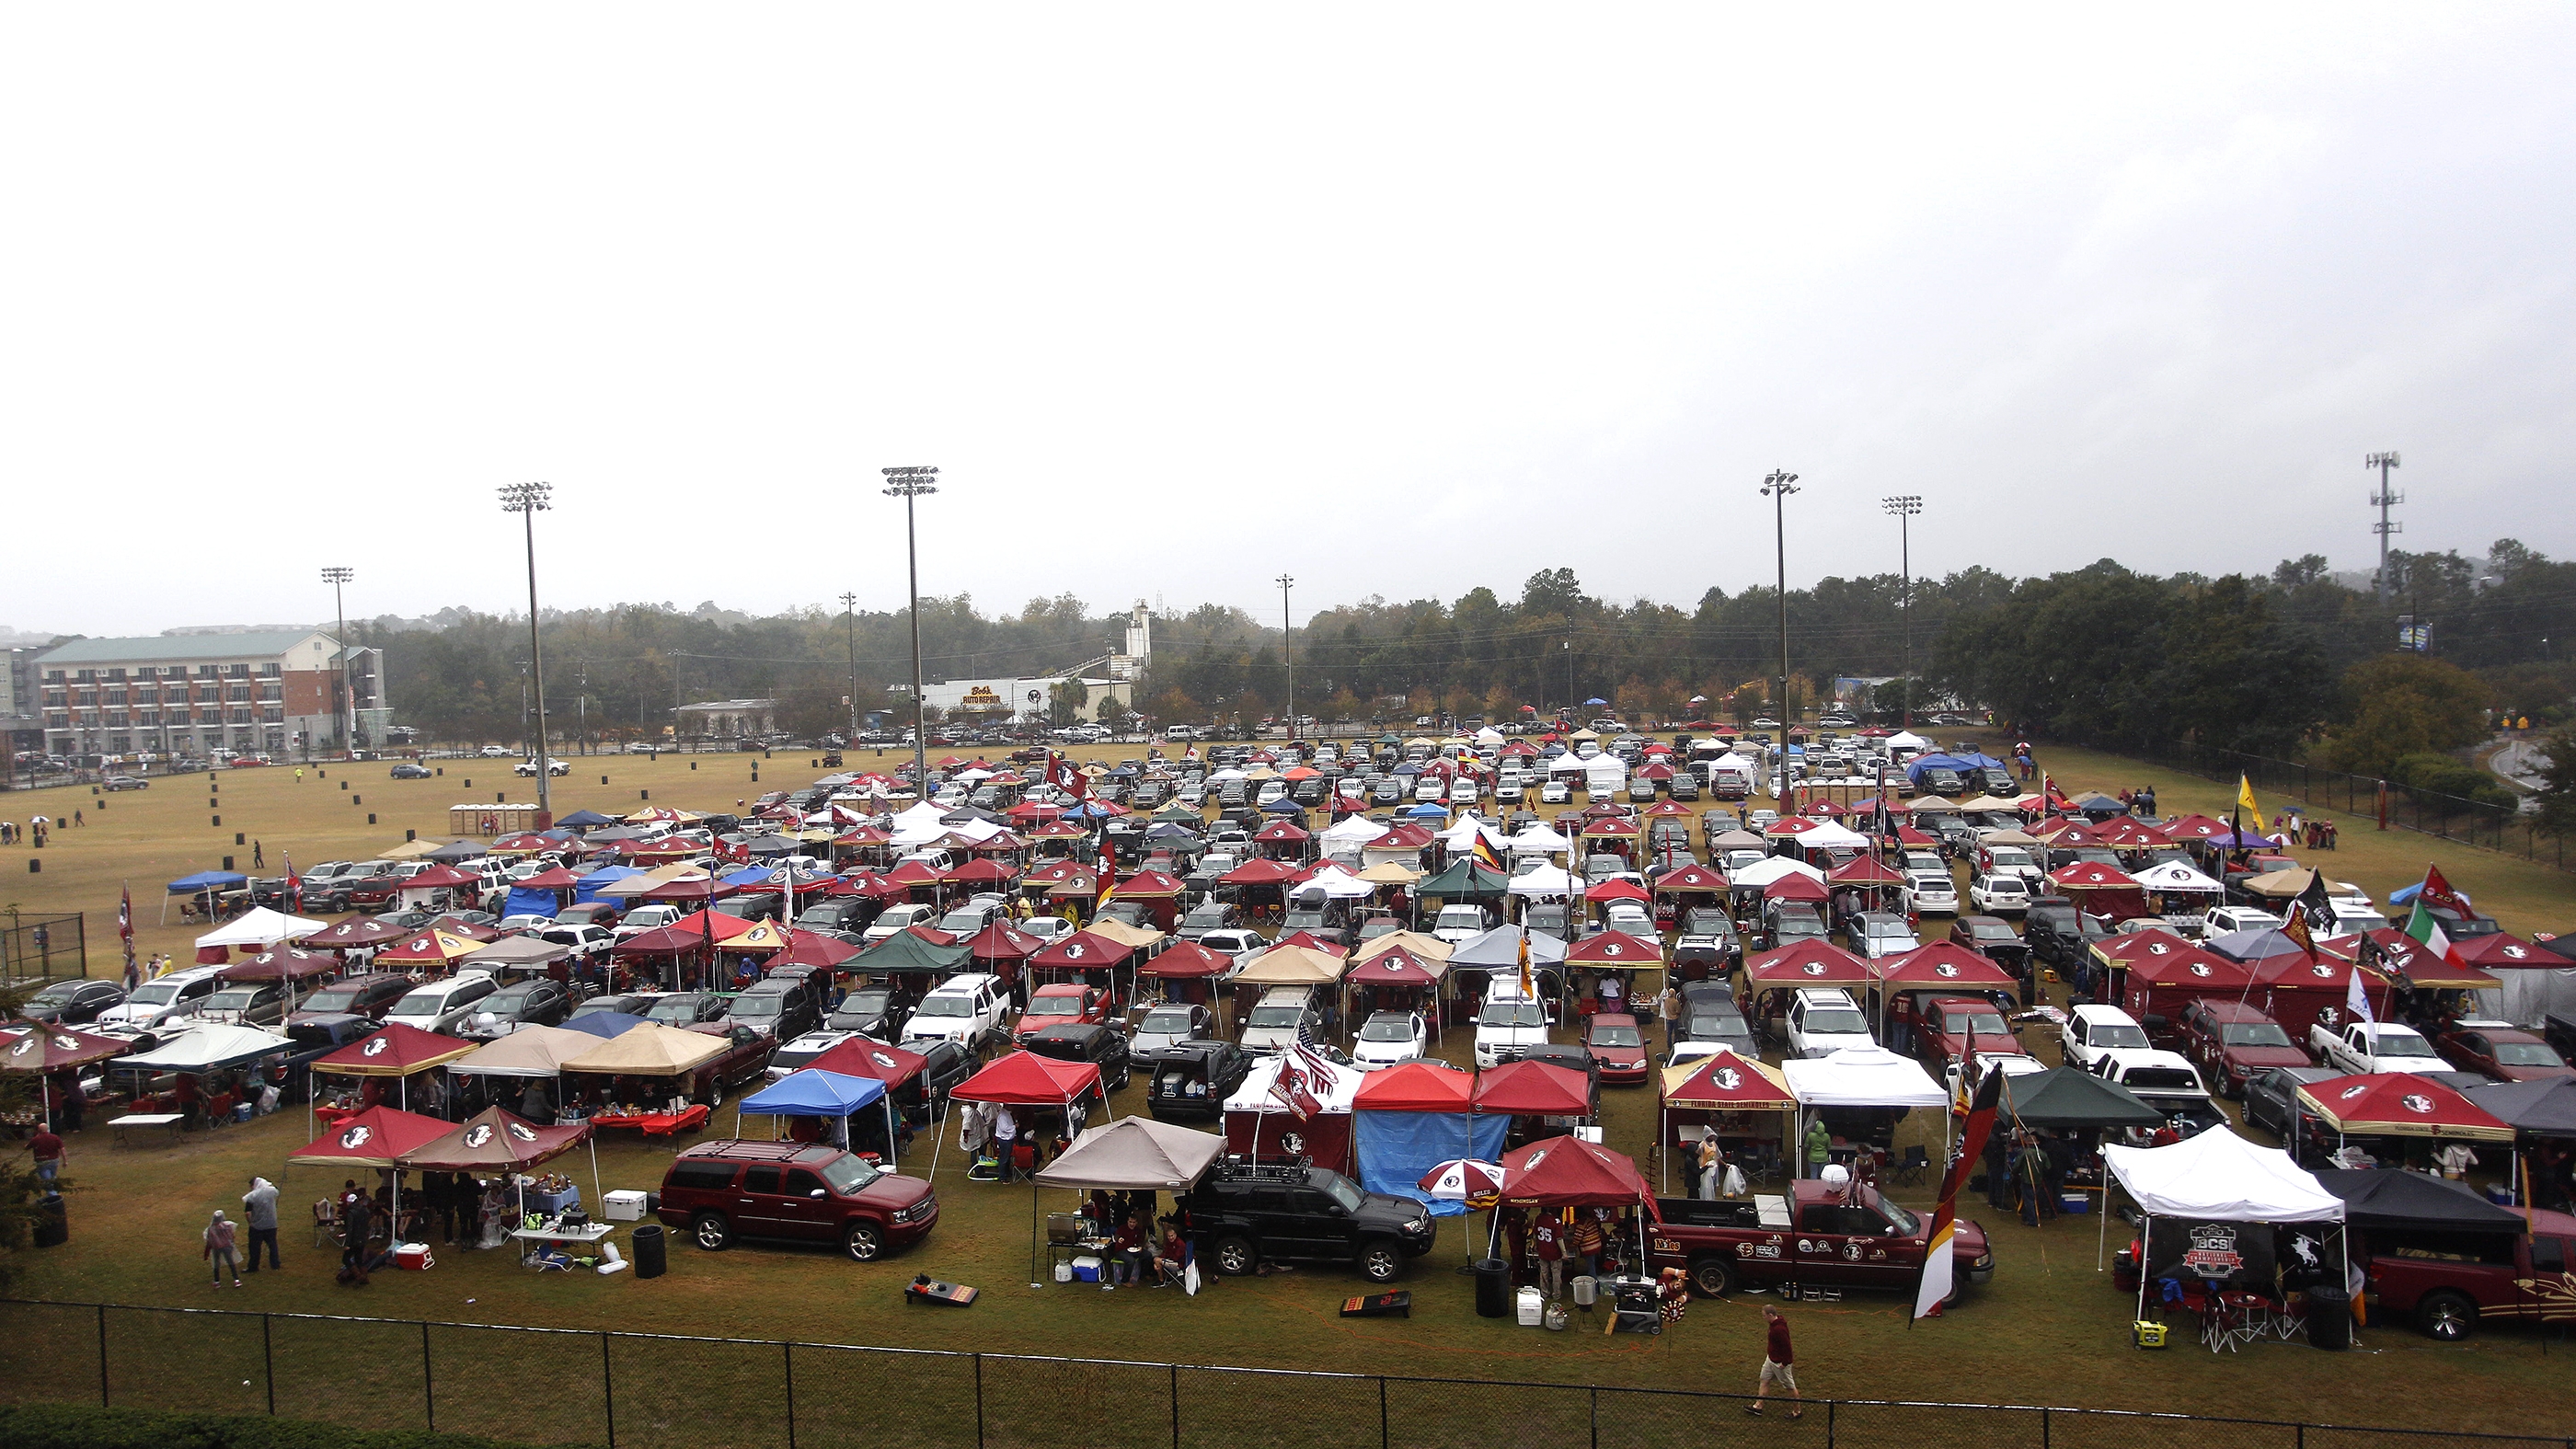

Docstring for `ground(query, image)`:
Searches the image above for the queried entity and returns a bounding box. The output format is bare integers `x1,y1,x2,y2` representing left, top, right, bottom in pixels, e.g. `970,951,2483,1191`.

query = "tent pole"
589,1134,602,1210
2097,1168,2110,1271
2135,1213,2150,1326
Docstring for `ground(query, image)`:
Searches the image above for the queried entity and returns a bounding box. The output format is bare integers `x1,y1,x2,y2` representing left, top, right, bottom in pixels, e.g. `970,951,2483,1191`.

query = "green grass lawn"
5,745,2575,1437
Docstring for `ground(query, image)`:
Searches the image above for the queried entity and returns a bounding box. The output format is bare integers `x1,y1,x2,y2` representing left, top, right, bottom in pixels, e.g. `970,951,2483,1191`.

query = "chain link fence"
2,1300,2566,1449
0,911,86,988
2137,739,2568,874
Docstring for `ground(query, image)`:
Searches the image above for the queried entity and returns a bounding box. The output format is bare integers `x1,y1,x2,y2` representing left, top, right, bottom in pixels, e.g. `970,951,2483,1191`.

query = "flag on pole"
1470,831,1504,872
1096,841,1119,914
1915,1067,2007,1320
118,883,137,984
1516,924,1535,1001
284,853,300,914
2344,960,2374,1026
2401,899,2461,972
2416,864,2471,920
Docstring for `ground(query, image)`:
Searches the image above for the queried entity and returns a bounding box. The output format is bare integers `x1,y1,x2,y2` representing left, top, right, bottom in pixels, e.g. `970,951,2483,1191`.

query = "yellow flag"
2237,774,2260,821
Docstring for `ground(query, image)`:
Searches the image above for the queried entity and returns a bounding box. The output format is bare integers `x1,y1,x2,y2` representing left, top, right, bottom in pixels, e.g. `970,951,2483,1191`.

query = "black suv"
1671,907,1742,977
826,983,914,1041
2026,898,2111,992
1022,1022,1132,1093
722,980,822,1041
1179,1162,1437,1283
1143,1040,1252,1123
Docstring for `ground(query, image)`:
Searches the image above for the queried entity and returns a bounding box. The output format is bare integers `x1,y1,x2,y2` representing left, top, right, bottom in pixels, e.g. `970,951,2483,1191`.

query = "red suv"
2173,999,2308,1098
1017,983,1110,1043
1581,1012,1651,1086
658,1140,938,1262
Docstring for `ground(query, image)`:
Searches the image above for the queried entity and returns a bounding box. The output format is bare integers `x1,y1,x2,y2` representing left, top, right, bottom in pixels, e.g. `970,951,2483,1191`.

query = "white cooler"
603,1190,650,1223
1516,1287,1544,1327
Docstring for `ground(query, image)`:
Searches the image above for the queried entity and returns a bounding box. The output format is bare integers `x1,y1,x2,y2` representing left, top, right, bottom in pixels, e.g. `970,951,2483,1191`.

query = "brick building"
34,630,386,761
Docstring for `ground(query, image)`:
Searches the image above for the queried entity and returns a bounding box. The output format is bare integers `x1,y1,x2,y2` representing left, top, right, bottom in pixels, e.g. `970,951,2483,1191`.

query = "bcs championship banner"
2145,1218,2275,1289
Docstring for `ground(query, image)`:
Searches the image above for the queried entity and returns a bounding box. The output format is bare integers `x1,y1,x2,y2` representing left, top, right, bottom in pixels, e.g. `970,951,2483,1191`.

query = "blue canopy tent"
1405,803,1451,820
164,869,249,924
739,1069,901,1159
1583,697,1608,707
721,865,779,888
1261,798,1306,815
502,886,559,920
558,1010,650,1040
573,866,642,905
1902,753,2003,788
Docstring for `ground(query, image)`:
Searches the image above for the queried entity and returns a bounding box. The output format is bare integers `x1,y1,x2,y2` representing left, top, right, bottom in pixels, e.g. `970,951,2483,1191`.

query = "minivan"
96,967,224,1031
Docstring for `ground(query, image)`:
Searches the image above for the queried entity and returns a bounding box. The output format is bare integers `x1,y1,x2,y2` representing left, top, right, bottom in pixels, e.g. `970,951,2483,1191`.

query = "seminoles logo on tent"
2402,1093,2435,1115
2189,962,2212,977
1715,1066,1742,1091
2340,1083,2371,1101
2146,942,2169,955
1281,1131,1305,1156
1603,942,1624,957
2505,945,2530,960
408,937,430,951
1934,962,1959,977
508,1121,538,1141
7,1037,34,1059
52,1035,79,1052
2312,964,2334,979
1064,944,1086,959
339,1124,373,1149
363,1037,390,1057
1802,962,1825,976
464,1123,495,1148
1524,1148,1549,1168
1381,960,1405,972
2183,1223,2245,1278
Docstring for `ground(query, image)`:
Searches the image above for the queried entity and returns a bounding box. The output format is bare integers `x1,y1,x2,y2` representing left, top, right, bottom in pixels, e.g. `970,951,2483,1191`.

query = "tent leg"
2135,1213,2150,1326
589,1136,603,1213
2096,1172,2110,1271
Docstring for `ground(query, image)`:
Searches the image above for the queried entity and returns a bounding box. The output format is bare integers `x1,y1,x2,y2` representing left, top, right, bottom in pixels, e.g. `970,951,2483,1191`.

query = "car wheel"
843,1221,885,1262
1213,1236,1258,1276
1689,1256,1737,1298
691,1213,732,1251
1356,1239,1404,1284
2418,1291,2478,1341
1942,1274,1967,1310
705,1080,724,1110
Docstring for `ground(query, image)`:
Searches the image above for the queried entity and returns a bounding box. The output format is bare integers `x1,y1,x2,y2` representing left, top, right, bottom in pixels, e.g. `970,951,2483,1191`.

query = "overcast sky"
6,6,2571,638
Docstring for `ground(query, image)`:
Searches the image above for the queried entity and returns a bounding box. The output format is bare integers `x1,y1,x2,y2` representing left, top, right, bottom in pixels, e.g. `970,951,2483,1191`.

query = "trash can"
32,1193,66,1249
631,1224,667,1280
2305,1285,2351,1351
1472,1258,1512,1318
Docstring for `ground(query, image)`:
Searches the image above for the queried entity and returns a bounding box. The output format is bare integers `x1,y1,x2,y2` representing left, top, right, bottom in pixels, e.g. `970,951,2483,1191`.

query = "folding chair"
313,1202,341,1249
1891,1145,1930,1187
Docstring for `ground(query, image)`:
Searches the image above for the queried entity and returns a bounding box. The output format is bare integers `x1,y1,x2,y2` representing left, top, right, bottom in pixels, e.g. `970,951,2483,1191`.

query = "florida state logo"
464,1123,494,1148
363,1036,389,1056
2401,1094,2434,1115
339,1123,373,1149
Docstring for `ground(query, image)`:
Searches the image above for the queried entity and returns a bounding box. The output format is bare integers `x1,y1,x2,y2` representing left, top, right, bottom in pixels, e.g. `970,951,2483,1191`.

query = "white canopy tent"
194,908,328,953
1506,864,1577,898
1290,867,1377,902
1509,824,1571,858
1795,822,1871,851
114,1024,295,1073
2102,1128,2347,1312
1727,857,1827,889
1319,816,1390,847
2133,859,2227,895
1584,756,1629,793
1783,1045,1952,1181
1547,753,1590,776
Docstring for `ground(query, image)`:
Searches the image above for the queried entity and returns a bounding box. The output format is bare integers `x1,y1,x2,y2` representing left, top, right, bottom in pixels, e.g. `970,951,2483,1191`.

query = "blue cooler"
1070,1255,1104,1283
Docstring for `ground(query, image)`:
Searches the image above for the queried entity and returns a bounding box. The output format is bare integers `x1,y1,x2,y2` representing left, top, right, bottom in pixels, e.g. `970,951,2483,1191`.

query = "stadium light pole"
1276,574,1295,742
498,482,555,825
320,566,355,755
839,591,860,746
1882,495,1922,728
1761,470,1800,803
883,466,939,790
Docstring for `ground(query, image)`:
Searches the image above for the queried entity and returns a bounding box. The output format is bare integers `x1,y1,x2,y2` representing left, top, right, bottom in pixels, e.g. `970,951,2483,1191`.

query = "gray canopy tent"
1026,1117,1226,1289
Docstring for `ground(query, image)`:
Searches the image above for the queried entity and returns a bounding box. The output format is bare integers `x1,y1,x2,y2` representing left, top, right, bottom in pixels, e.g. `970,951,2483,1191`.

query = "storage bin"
1516,1287,1544,1327
603,1190,649,1223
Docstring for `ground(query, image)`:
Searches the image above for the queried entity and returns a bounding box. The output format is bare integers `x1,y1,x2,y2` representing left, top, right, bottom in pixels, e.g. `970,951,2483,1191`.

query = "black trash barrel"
1473,1258,1512,1318
2305,1285,2351,1351
632,1224,667,1280
32,1194,67,1248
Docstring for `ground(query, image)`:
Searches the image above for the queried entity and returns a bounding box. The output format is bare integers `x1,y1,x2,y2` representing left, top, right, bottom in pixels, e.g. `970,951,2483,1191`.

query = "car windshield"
1590,1022,1643,1048
206,988,263,1012
1140,1009,1194,1035
816,1153,881,1196
129,983,182,1006
2123,1068,2202,1093
1029,993,1087,1015
1318,1175,1365,1213
30,982,86,1005
1877,1197,1921,1236
1248,1006,1307,1029
387,995,443,1018
842,990,892,1015
647,996,705,1024
1480,1002,1546,1029
483,986,539,1012
2374,1033,2438,1058
1865,921,1911,939
1987,848,2032,868
936,912,986,933
1969,922,2015,940
1684,911,1729,935
1944,1010,2009,1036
728,995,781,1018
1804,1008,1869,1036
1435,909,1482,929
915,997,973,1018
1358,1017,1417,1042
2496,1042,2563,1066
2221,1023,2294,1048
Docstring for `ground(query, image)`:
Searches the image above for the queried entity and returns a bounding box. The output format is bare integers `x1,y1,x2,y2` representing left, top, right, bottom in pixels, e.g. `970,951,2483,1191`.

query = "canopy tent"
161,869,249,924
1995,1068,2167,1131
112,1024,294,1074
1444,925,1569,970
1728,857,1825,890
559,1023,728,1077
217,946,339,983
1232,945,1348,986
194,906,328,954
1564,931,1664,981
308,1022,477,1114
303,918,411,951
1870,941,2018,992
2104,1129,2343,1222
1353,1062,1505,1215
461,936,575,972
1034,1116,1225,1191
556,1011,650,1041
1782,1046,1947,1109
852,926,973,975
398,1105,601,1217
2296,1074,2513,1142
1506,864,1578,898
2310,1169,2526,1232
374,930,488,968
739,1069,898,1160
951,1049,1105,1110
2466,1077,2576,1139
2349,929,2498,991
287,1105,455,1169
1470,1061,1593,1119
1417,859,1513,902
1224,1052,1363,1171
1133,939,1236,980
1500,1133,1651,1208
445,1024,600,1078
1,1024,128,1075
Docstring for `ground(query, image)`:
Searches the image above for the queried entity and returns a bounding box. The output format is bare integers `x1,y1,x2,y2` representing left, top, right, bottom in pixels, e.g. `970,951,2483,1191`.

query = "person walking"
294,768,305,784
253,840,264,868
204,1210,242,1288
29,1125,65,1184
242,1176,281,1272
1748,1305,1802,1418
73,809,84,827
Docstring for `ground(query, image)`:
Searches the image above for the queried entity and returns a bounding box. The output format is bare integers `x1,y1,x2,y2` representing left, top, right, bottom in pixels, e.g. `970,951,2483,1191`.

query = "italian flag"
2402,900,2462,970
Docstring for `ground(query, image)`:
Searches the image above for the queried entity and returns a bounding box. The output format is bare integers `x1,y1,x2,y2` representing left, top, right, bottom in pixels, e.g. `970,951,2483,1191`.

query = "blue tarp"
1354,1109,1509,1217
573,866,642,905
167,870,247,893
558,1011,650,1040
502,886,558,920
1903,753,1990,786
742,1069,887,1116
721,866,776,887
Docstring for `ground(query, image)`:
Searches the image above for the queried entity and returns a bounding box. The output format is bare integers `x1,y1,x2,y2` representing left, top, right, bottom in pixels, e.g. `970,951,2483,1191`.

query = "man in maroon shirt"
1749,1305,1802,1418
29,1127,65,1184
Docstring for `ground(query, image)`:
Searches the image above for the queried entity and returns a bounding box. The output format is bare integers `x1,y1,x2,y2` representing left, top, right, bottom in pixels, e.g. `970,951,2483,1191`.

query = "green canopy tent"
855,926,975,977
1417,859,1512,903
1994,1067,2169,1269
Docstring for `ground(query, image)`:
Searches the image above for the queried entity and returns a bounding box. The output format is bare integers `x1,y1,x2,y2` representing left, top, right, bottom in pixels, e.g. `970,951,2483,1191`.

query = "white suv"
2203,905,2283,937
1473,978,1553,1068
1901,870,1959,915
97,966,224,1031
903,972,1011,1051
385,972,500,1036
1785,987,1876,1060
2060,1004,2153,1072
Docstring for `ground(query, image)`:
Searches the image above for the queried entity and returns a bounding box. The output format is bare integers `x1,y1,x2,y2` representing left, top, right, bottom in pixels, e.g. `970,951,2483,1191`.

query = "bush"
0,1404,600,1449
2387,753,2517,809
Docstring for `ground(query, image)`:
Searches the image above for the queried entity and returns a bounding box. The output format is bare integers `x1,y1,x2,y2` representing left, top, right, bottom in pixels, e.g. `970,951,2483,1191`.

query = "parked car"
457,979,575,1040
1785,987,1875,1060
2060,1004,2152,1072
1650,1178,1993,1304
1242,986,1324,1054
101,775,149,791
1016,983,1112,1044
1581,1012,1652,1086
390,763,433,779
1673,983,1758,1060
825,983,914,1040
1132,1002,1217,1056
194,980,316,1029
1966,874,2031,916
1022,1021,1132,1092
1948,915,2030,984
1901,870,1959,916
657,1140,937,1261
1671,907,1742,978
95,966,225,1032
2436,1020,2576,1083
1473,977,1553,1068
1179,1161,1437,1283
2361,1205,2576,1340
16,978,128,1024
2174,999,2309,1097
644,992,731,1029
902,972,1012,1052
1143,1040,1252,1122
1351,1010,1430,1071
1843,912,1919,960
723,979,823,1042
2241,1065,2342,1155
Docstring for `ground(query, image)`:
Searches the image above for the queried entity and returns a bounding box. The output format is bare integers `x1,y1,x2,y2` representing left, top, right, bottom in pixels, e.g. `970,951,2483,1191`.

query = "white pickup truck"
2310,1020,2444,1075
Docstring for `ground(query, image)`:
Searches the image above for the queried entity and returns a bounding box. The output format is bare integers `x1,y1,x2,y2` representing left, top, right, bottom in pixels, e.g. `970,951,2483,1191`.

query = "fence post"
1168,1363,1179,1449
2041,1406,2050,1449
1589,1386,1599,1449
602,1332,616,1449
96,1304,108,1407
974,1352,985,1449
1378,1376,1389,1449
784,1341,798,1449
262,1313,275,1415
1825,1397,1835,1447
2295,1423,2305,1449
420,1320,434,1432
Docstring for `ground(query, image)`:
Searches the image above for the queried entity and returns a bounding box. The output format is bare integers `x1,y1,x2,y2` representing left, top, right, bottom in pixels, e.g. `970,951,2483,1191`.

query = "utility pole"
499,482,556,825
1881,496,1921,727
320,566,354,755
2367,453,2403,601
882,466,939,792
1563,638,1573,718
839,591,860,746
1761,469,1800,804
575,660,589,755
1276,574,1295,741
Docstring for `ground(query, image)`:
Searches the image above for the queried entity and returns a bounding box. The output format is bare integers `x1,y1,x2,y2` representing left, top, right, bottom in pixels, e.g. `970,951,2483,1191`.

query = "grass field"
4,743,2573,1436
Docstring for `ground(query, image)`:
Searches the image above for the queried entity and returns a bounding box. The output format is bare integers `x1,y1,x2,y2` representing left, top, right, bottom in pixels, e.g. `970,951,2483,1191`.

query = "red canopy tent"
2252,952,2386,1042
1220,858,1302,887
1497,1134,1656,1276
962,921,1047,970
2160,814,2234,843
1273,930,1349,958
305,918,410,951
2296,1074,2513,1143
1352,1060,1474,1112
942,858,1018,890
1870,941,2019,993
1472,1061,1593,1119
1654,1048,1798,1191
489,833,558,855
2450,933,2551,970
1743,939,1872,991
515,866,583,891
427,915,503,943
1650,865,1729,894
1111,869,1187,899
1825,856,1906,886
641,877,737,903
373,930,485,969
1760,873,1830,904
2346,929,2500,992
2044,862,2150,921
2100,936,2256,1024
1134,940,1236,978
808,1036,929,1089
218,946,340,983
937,1048,1110,1182
1584,880,1650,904
285,1104,455,1234
1028,931,1139,989
611,910,757,956
768,928,864,972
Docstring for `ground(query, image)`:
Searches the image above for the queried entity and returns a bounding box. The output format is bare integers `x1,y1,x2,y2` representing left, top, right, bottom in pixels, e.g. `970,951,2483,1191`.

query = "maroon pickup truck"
683,1022,781,1108
1649,1182,1995,1305
2366,1207,2576,1340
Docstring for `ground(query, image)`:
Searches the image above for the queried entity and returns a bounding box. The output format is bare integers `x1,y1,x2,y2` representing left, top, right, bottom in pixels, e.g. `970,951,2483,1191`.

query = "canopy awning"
559,1023,730,1076
1352,1060,1475,1111
742,1069,889,1117
286,1105,454,1169
1781,1046,1946,1108
1996,1067,2167,1129
194,907,328,950
2310,1168,2526,1231
950,1049,1102,1108
1499,1133,1650,1208
0,1025,130,1075
1471,1061,1592,1116
1657,1049,1796,1111
312,1023,477,1077
397,1106,592,1173
2103,1129,2344,1222
1033,1117,1225,1191
112,1025,294,1073
2297,1074,2513,1141
446,1024,601,1078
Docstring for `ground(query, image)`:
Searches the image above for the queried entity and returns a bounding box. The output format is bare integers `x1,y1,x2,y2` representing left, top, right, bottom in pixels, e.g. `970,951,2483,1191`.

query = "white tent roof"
1435,815,1506,849
1506,864,1577,897
113,1024,295,1072
1798,822,1870,850
1474,726,1506,744
1548,753,1591,774
1205,767,1247,782
2104,1128,2345,1223
1447,924,1570,968
1781,1046,1947,1108
1225,1052,1363,1115
1727,857,1826,888
1510,824,1571,854
1585,756,1629,782
1291,866,1377,901
1319,816,1390,846
1888,730,1932,750
195,907,328,950
2133,860,2226,894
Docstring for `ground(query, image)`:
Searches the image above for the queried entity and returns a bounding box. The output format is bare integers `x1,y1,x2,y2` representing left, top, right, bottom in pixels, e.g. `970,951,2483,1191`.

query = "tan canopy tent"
447,1024,600,1078
1355,861,1423,886
1354,931,1451,965
1034,1116,1226,1191
1087,919,1167,951
462,936,574,971
383,838,453,861
592,863,710,899
560,1023,727,1076
2239,867,2355,902
1232,945,1347,986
